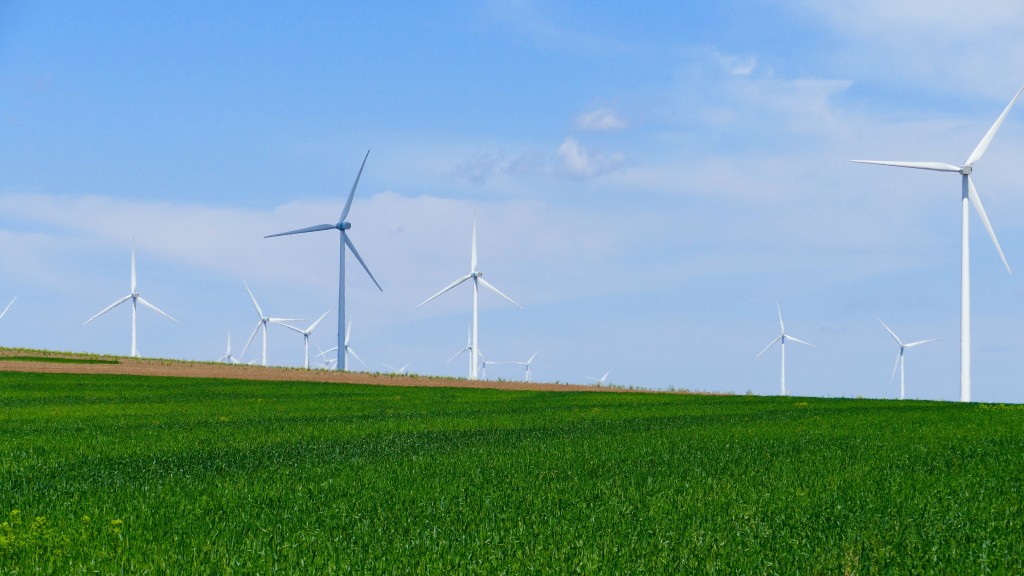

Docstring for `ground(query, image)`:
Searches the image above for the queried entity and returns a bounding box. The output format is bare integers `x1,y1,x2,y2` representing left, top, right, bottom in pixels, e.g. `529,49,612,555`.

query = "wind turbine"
0,297,15,320
218,331,240,364
316,319,366,370
280,308,332,369
446,326,475,378
878,318,938,401
853,85,1023,402
757,303,814,396
239,281,300,367
383,363,409,375
419,216,523,380
315,345,337,370
84,239,177,357
586,370,611,386
512,351,538,382
265,150,382,371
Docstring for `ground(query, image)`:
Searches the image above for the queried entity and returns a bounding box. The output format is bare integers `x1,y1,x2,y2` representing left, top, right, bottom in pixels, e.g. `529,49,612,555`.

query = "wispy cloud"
574,108,628,131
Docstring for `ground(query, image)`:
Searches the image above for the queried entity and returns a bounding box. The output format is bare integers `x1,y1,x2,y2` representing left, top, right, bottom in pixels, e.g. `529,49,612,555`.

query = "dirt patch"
0,351,634,393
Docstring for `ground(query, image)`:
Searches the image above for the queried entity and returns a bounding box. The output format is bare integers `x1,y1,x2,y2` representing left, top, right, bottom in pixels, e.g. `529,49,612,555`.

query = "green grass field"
1,371,1022,574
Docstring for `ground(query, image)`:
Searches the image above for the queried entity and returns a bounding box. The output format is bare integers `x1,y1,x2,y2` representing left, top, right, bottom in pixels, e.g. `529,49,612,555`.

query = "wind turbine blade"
904,338,939,348
756,335,783,357
265,224,336,238
240,322,262,359
889,354,900,386
876,317,903,346
83,295,132,324
527,351,538,364
850,160,961,172
347,347,367,368
344,234,383,291
308,308,333,333
477,277,524,309
419,275,473,307
268,318,304,324
447,347,470,363
787,335,815,348
776,302,784,333
136,297,178,323
277,322,306,335
340,149,371,222
968,177,1011,273
243,281,264,318
317,346,339,358
966,85,1024,166
0,297,16,319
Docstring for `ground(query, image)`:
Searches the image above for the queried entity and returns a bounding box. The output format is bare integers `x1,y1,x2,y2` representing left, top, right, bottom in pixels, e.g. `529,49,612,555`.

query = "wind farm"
4,4,1024,572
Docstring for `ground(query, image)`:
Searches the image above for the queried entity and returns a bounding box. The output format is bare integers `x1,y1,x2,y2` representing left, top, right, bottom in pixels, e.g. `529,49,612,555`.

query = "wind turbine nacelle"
339,222,352,230
960,165,972,175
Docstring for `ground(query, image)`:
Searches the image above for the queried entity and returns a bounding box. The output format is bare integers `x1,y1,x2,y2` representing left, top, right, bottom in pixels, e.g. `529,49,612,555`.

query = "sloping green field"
1,371,1022,574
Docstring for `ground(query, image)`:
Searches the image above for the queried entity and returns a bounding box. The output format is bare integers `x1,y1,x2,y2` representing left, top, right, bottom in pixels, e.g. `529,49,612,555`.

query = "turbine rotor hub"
960,165,973,175
339,221,352,230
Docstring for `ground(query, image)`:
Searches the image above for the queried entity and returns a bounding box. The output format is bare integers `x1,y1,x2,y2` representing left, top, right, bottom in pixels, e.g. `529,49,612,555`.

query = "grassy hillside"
1,371,1022,573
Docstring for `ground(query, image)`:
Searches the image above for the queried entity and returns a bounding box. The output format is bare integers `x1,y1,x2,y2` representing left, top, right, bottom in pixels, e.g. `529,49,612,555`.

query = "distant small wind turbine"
383,363,409,375
419,216,523,380
316,320,366,370
218,331,240,364
512,351,538,382
239,281,301,367
479,353,503,380
853,85,1023,402
315,345,337,370
586,370,611,386
0,297,16,320
84,239,177,357
281,308,333,369
446,326,475,378
877,318,938,401
757,303,814,396
265,150,382,371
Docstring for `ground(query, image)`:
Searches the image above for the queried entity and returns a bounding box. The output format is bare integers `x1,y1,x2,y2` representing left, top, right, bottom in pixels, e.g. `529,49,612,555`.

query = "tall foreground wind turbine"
853,85,1023,402
266,150,382,370
877,318,937,401
84,239,177,357
757,303,814,396
419,217,523,380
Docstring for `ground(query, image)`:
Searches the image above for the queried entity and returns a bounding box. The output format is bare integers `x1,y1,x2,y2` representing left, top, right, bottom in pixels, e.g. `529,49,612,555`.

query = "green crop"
1,371,1022,574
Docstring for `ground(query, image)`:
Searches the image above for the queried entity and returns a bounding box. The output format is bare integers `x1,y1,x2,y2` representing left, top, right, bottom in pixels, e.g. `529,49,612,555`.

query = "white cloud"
554,137,627,179
712,50,757,76
574,108,628,131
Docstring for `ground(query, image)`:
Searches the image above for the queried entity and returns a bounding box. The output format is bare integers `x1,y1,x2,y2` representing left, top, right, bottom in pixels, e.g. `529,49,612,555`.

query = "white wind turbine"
316,320,366,370
419,216,523,380
757,303,814,396
586,370,611,386
512,351,538,382
853,85,1023,402
383,362,409,375
446,326,475,378
218,331,240,364
84,239,177,357
239,281,301,367
0,297,16,321
315,345,337,370
281,308,332,369
265,150,382,371
877,318,938,401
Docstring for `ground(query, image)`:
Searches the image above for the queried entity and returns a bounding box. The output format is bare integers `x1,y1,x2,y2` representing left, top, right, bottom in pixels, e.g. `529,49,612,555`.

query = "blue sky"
3,1,1024,402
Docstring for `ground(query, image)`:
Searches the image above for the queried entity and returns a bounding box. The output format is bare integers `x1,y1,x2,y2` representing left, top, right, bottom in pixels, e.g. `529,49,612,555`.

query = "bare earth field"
0,349,626,393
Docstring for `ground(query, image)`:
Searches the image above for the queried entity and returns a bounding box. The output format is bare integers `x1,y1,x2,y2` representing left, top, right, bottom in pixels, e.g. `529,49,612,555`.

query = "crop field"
1,371,1023,574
